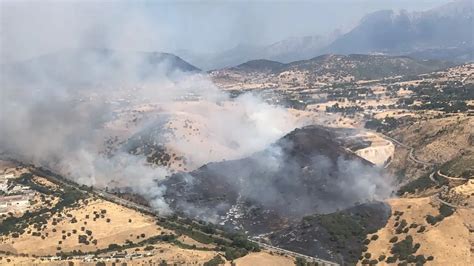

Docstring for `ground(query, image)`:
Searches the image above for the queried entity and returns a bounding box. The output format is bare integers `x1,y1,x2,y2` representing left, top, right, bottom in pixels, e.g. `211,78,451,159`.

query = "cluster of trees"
309,210,380,264
400,81,474,113
203,255,225,266
157,216,259,260
388,235,428,264
364,117,401,132
325,86,375,101
425,204,455,225
397,172,449,196
16,173,54,195
326,103,364,114
413,101,471,113
58,232,177,258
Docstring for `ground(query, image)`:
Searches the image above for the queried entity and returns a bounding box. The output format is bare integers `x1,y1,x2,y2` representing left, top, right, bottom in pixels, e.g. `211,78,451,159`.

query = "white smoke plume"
0,2,301,214
0,1,394,219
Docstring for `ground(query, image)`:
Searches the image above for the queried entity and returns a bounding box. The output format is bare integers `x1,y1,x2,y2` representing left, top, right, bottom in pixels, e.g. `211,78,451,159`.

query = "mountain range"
327,0,473,55
176,34,337,71
177,0,473,70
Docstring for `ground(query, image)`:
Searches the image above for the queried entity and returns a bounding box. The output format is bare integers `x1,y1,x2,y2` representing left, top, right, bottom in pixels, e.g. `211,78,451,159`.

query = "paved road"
427,170,471,210
408,148,436,166
433,195,461,209
429,171,438,184
250,240,339,266
436,170,469,181
378,133,436,166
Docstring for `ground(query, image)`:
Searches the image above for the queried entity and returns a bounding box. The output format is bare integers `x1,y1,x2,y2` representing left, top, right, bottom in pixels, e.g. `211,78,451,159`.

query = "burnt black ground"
160,125,391,264
270,201,391,264
162,126,379,219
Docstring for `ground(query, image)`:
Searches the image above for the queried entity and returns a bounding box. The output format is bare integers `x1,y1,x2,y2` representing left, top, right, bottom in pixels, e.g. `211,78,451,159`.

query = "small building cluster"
0,173,33,216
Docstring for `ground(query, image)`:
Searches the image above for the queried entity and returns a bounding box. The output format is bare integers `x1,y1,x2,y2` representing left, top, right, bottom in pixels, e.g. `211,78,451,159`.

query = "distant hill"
326,0,473,56
213,54,454,82
407,47,474,63
2,49,200,88
285,54,453,80
233,59,285,73
177,34,335,70
259,35,336,64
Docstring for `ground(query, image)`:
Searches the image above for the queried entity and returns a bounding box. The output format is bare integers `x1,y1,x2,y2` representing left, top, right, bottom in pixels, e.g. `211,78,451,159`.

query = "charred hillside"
269,201,391,264
161,125,392,234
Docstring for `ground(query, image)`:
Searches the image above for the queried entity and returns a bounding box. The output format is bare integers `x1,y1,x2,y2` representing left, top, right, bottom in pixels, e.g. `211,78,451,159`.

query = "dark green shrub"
426,215,438,225
407,255,417,263
417,226,426,233
390,235,418,261
386,256,397,263
415,255,426,263
224,247,247,261
204,255,225,266
409,223,418,228
439,205,454,217
144,246,154,251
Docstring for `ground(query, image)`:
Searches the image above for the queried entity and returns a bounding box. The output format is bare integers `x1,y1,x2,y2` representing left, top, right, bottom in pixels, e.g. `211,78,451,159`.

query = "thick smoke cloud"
0,1,393,218
166,127,394,223
0,48,301,214
0,2,302,214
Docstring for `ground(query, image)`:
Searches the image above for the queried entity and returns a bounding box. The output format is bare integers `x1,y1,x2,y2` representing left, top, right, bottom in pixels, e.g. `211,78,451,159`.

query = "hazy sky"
1,0,453,62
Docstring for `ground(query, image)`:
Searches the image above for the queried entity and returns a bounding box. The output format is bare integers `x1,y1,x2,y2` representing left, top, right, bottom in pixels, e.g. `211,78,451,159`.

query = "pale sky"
0,0,453,62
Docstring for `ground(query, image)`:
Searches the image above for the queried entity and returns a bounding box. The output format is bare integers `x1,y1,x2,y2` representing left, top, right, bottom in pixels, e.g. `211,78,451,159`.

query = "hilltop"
2,48,200,88
161,124,390,233
210,54,453,90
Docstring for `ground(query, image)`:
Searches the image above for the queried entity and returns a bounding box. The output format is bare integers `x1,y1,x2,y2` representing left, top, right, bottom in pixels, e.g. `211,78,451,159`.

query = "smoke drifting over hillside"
0,1,394,216
164,126,394,225
0,2,302,213
0,48,301,213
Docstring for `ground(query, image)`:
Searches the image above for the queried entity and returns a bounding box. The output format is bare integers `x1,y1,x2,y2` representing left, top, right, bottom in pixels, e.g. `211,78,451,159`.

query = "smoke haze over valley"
0,47,306,213
0,1,473,265
0,0,402,215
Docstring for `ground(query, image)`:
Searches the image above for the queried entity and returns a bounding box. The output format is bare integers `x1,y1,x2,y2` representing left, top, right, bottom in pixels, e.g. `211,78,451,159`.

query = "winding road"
426,169,472,210
373,136,472,211
378,133,435,167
